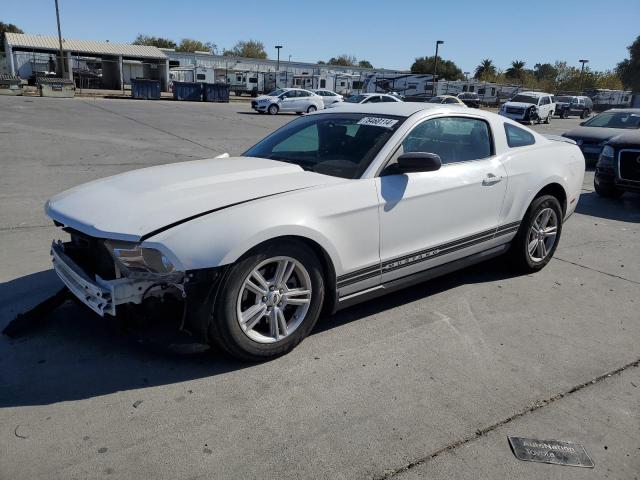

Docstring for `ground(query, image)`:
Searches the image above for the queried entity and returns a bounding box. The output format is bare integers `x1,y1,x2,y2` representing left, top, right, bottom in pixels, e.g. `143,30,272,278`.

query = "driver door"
279,91,297,111
376,115,508,283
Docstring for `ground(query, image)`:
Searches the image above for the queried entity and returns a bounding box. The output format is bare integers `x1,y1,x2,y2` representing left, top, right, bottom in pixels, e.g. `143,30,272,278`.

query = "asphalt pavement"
0,96,638,480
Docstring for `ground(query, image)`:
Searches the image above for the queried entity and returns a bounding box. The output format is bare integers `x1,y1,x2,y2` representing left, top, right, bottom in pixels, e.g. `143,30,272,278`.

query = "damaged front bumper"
51,240,181,317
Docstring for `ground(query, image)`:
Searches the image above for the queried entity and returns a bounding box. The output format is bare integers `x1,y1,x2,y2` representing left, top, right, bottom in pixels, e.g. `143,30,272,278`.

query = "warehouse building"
3,33,169,91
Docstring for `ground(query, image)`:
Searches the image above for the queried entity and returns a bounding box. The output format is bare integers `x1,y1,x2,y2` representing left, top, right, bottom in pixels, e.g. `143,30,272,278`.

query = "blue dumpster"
131,78,161,100
173,81,202,101
203,83,230,103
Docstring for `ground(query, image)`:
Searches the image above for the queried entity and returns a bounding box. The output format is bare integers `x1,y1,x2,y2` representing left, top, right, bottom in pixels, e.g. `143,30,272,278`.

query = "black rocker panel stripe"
337,221,521,288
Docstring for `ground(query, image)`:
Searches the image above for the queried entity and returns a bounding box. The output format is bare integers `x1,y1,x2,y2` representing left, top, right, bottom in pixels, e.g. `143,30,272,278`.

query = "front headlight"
107,242,175,275
598,145,615,165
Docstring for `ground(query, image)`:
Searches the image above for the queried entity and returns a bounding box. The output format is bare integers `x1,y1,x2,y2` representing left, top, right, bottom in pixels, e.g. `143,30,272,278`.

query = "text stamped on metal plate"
508,436,594,468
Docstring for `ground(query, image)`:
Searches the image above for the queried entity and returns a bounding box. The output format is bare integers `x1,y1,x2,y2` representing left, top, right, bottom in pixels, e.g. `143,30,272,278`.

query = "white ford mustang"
46,103,585,360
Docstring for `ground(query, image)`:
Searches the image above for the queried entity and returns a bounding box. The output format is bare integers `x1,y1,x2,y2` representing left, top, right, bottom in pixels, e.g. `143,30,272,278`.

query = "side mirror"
393,152,442,174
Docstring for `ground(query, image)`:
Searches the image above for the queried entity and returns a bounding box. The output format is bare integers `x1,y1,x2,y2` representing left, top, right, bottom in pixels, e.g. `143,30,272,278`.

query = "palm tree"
474,59,496,80
506,60,526,83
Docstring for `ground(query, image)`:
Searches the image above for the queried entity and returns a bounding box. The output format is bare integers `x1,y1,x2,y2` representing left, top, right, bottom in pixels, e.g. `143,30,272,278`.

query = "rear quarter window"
504,123,535,148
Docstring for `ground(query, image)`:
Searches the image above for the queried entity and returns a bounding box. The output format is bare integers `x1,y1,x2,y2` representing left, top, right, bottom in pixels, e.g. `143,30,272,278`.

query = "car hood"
562,126,628,143
504,102,535,109
606,130,640,147
46,157,342,242
255,95,279,102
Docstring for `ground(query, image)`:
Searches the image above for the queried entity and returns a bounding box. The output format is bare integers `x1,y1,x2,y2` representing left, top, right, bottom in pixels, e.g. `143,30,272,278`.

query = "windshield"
510,94,539,104
243,113,405,179
582,111,640,129
428,97,443,103
266,89,286,97
345,94,367,103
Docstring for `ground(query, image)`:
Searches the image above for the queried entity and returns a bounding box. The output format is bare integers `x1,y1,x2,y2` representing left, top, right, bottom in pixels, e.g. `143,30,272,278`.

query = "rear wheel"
268,104,279,115
580,109,590,119
561,109,569,119
208,241,325,361
307,105,317,113
544,112,552,124
509,195,563,273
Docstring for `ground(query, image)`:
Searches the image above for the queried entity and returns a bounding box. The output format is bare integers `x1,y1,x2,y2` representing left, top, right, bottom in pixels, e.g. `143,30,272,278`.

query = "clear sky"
3,0,638,73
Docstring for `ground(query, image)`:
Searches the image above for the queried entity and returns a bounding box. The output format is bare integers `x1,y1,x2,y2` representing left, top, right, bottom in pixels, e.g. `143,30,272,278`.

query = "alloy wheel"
236,256,312,344
527,208,558,262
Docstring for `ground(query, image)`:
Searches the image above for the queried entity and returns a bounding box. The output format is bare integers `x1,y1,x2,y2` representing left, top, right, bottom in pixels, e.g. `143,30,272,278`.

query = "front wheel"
580,109,590,119
208,241,325,361
544,112,552,124
268,104,279,115
561,109,569,119
307,105,317,113
508,195,563,273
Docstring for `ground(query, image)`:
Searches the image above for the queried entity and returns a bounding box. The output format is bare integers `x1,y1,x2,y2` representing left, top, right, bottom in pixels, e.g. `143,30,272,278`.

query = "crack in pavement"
554,256,640,286
79,99,218,154
374,357,640,480
0,224,53,232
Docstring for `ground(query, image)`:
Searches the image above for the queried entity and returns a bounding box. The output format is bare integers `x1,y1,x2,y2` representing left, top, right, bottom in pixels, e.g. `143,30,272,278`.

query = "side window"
367,96,382,103
298,91,310,97
196,73,206,81
444,97,459,104
540,97,549,105
381,96,396,102
399,117,493,165
504,123,535,148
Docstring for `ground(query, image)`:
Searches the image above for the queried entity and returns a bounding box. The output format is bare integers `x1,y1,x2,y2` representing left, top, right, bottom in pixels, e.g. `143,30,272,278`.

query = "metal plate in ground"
508,436,594,468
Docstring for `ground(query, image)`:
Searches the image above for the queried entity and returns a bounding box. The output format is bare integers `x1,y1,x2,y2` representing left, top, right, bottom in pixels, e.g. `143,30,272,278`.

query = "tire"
307,105,317,113
268,104,279,115
208,240,325,361
544,112,552,124
594,181,624,198
580,109,590,119
508,195,563,273
561,109,569,119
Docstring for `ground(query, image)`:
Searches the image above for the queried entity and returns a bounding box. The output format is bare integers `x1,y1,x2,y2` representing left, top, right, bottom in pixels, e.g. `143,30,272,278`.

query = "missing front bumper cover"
51,240,183,317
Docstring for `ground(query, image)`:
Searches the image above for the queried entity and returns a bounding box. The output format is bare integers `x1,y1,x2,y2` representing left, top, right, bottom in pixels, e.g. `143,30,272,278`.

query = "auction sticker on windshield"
357,117,399,128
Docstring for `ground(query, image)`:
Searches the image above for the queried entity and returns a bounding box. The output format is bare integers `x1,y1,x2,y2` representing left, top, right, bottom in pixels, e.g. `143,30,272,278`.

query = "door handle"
482,173,503,186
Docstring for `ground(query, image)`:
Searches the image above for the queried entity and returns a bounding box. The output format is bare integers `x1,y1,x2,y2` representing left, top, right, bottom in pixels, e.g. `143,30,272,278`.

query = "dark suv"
594,131,640,198
555,95,593,119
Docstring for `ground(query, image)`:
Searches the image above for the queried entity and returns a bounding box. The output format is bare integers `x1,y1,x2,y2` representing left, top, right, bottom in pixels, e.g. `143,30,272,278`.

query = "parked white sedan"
311,89,344,106
327,92,403,108
46,103,585,361
251,88,324,115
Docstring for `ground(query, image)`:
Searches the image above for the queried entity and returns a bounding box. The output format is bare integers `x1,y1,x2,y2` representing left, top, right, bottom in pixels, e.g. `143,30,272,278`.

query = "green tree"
411,56,464,80
474,58,497,80
328,55,357,66
132,34,177,49
358,59,373,69
616,35,640,92
533,63,558,81
177,38,217,54
317,60,326,65
0,21,23,53
505,60,526,83
223,40,267,59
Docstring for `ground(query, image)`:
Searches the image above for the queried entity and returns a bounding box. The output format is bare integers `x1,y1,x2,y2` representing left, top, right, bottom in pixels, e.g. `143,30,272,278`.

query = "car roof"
517,91,552,97
313,102,479,117
598,108,640,113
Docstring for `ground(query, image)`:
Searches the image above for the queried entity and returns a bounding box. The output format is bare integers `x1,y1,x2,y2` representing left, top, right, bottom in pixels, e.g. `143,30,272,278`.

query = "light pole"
464,71,470,81
579,59,589,94
275,45,283,88
433,40,444,96
54,0,65,77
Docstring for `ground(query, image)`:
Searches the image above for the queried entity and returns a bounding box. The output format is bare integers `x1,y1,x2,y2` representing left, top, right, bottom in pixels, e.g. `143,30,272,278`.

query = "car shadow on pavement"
576,191,640,223
0,260,520,408
315,260,521,335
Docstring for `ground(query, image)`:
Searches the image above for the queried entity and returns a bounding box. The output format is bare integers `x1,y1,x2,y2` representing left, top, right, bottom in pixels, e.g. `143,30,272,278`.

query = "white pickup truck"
499,91,555,125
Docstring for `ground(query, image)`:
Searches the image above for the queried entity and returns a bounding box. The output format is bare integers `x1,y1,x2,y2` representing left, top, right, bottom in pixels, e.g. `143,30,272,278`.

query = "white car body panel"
252,88,324,113
46,102,585,314
499,91,556,123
